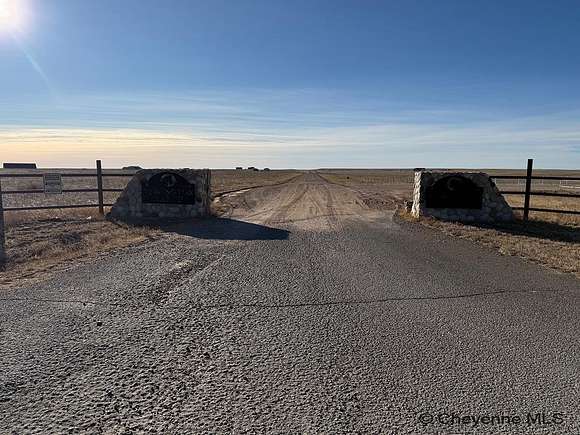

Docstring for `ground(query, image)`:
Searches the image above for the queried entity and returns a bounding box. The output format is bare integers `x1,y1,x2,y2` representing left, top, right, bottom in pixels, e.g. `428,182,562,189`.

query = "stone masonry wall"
108,169,211,221
411,171,514,222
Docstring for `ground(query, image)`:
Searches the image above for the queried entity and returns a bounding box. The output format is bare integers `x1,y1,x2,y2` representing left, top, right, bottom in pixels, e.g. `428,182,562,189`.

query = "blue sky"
1,0,580,168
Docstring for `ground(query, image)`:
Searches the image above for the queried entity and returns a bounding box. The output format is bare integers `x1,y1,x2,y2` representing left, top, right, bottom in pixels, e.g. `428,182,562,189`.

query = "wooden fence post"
523,158,533,221
96,160,104,215
0,179,6,268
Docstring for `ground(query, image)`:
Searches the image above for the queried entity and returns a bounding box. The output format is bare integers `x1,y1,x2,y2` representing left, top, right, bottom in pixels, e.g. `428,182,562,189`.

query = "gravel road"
1,173,579,434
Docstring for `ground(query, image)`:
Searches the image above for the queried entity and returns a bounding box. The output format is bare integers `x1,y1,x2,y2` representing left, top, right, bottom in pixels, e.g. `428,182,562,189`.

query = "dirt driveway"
218,171,388,230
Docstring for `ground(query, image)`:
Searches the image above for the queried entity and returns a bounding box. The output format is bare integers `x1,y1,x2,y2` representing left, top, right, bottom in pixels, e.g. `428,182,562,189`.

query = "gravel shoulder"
1,173,578,433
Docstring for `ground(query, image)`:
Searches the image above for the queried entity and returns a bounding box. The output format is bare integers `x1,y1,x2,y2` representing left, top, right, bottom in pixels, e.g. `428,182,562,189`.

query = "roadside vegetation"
1,216,160,288
503,194,580,226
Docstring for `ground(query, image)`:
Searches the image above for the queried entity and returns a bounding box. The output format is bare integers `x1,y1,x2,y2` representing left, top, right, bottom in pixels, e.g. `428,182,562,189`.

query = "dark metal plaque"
141,172,196,204
425,175,483,209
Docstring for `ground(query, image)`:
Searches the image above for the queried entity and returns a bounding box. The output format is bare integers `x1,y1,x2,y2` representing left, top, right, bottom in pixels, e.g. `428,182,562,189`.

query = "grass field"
317,169,415,186
211,169,300,196
317,169,414,210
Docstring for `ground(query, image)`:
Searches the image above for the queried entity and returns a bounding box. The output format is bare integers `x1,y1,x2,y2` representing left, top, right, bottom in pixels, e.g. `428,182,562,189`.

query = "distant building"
3,163,37,169
235,167,243,170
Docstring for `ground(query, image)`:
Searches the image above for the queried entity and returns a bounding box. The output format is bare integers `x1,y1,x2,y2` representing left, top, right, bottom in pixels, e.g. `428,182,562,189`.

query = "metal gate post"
0,179,6,267
523,158,533,221
96,160,104,215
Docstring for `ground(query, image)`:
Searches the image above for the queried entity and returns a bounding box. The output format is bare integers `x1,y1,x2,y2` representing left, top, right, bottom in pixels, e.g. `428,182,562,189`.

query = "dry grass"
317,170,414,210
211,169,301,197
0,168,134,226
1,215,161,288
398,210,580,278
0,170,141,286
317,169,414,186
504,194,580,226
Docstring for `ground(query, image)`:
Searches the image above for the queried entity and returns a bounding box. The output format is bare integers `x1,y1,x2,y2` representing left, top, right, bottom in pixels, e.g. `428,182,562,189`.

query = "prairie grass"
504,194,580,226
211,169,301,196
1,215,161,288
317,169,414,186
317,170,414,210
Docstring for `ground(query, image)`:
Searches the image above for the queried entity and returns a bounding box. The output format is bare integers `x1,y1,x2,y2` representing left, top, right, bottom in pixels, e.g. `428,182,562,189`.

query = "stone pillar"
411,171,514,222
108,169,212,221
411,169,423,218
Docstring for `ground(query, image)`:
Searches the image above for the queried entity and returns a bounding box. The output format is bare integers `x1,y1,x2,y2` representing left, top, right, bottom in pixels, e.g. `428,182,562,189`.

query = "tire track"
224,172,376,232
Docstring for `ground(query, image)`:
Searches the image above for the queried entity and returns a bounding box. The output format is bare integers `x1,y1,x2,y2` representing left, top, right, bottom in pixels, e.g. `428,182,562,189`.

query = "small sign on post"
43,173,63,194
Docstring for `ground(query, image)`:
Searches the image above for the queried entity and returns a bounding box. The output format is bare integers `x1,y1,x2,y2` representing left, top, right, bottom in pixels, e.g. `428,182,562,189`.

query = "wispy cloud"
1,90,579,168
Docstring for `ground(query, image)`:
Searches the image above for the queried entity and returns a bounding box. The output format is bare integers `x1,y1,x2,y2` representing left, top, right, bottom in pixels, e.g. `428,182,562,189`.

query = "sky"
1,0,580,169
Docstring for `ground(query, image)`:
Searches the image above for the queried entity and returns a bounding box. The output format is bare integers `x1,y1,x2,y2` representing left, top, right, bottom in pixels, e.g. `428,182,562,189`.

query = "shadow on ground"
465,219,579,243
157,218,290,241
395,210,579,244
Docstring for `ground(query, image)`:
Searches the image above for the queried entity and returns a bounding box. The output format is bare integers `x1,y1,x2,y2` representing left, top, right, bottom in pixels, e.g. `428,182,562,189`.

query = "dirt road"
220,172,384,230
1,173,579,433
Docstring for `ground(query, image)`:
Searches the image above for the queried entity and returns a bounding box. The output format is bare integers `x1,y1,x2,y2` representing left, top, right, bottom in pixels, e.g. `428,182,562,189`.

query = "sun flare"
0,0,26,33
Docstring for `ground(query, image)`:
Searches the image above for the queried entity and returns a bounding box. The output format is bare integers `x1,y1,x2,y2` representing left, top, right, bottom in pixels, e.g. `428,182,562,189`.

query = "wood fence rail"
0,160,135,265
490,159,580,219
0,160,134,213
